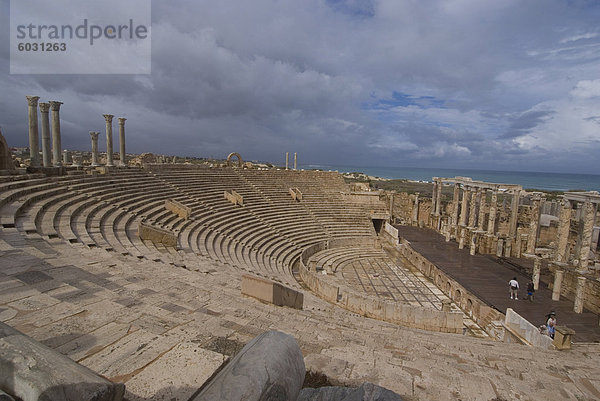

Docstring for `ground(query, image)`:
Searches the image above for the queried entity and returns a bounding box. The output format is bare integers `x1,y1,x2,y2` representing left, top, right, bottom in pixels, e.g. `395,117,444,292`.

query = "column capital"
89,131,99,140
39,102,50,113
26,95,40,106
118,117,127,124
103,114,114,123
49,101,63,111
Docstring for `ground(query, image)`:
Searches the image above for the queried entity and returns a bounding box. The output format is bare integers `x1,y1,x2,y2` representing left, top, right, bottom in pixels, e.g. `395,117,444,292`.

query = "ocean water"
300,165,600,192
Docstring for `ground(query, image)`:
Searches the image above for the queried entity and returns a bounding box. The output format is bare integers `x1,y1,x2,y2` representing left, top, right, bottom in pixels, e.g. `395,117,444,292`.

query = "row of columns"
89,115,127,167
26,96,128,168
555,198,598,271
27,96,63,167
451,184,503,235
284,152,298,170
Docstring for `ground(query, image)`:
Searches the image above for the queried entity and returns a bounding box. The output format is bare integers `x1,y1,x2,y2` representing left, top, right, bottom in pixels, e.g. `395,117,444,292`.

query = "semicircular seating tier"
0,165,386,289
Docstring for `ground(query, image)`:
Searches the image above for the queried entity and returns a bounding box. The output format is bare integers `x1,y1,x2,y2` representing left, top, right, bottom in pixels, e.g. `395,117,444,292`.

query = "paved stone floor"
3,226,600,400
396,225,600,343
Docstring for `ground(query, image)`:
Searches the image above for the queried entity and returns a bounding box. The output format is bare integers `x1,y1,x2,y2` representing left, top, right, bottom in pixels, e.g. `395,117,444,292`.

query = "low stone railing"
165,199,191,220
137,221,177,248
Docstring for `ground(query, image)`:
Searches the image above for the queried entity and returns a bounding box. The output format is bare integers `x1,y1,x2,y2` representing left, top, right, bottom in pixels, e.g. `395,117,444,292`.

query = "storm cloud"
1,0,599,173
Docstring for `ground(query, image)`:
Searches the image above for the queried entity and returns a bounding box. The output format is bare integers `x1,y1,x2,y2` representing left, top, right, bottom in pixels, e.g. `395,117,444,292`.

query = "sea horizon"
299,164,600,192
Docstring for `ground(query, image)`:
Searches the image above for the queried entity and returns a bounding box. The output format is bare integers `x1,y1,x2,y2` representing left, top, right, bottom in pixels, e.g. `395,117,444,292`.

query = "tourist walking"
509,277,519,300
546,311,556,339
526,281,535,302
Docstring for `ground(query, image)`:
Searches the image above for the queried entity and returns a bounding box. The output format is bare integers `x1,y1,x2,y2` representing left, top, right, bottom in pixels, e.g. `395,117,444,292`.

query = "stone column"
62,149,70,165
532,257,542,290
577,201,597,271
285,152,289,170
294,152,297,170
459,228,466,249
496,238,504,257
389,193,394,223
556,199,572,263
468,188,478,228
508,190,521,240
412,193,419,225
39,102,52,167
478,189,487,231
526,195,542,254
487,189,498,234
552,269,564,301
49,101,63,167
459,186,469,226
103,114,115,167
574,276,586,314
89,131,100,166
118,117,127,167
452,183,460,227
435,179,442,215
431,179,438,215
26,95,40,167
470,234,477,255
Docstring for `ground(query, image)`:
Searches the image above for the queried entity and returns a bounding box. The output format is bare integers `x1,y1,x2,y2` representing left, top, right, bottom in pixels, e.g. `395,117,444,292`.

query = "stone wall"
241,274,303,309
548,265,600,314
165,199,191,220
398,238,505,338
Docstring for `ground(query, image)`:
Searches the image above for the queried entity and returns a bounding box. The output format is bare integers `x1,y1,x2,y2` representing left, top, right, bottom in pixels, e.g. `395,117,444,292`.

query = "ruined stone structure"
1,157,600,400
103,114,115,167
50,101,63,167
0,129,15,171
118,117,127,167
26,95,40,167
39,102,52,167
226,152,243,167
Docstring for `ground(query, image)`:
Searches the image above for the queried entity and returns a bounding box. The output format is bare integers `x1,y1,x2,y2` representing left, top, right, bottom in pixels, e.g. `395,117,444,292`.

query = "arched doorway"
227,152,243,168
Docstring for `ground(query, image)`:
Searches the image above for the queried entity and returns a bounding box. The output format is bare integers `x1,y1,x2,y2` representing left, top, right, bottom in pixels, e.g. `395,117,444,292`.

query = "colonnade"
26,95,128,168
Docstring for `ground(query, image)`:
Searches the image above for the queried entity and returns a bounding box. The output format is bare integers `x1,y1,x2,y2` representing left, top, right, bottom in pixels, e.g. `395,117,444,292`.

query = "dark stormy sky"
1,0,600,173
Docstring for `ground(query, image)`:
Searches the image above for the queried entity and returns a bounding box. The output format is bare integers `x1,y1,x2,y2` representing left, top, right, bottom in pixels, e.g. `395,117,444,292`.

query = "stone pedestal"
553,326,575,350
574,276,586,314
26,95,40,167
89,131,100,166
458,228,465,249
504,238,512,258
39,102,52,167
496,238,504,257
103,114,115,167
469,233,477,256
49,101,63,167
552,269,564,301
532,258,541,291
118,117,127,167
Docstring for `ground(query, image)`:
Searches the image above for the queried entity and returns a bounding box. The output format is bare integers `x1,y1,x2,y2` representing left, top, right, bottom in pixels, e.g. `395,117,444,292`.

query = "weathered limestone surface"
118,118,127,167
137,222,177,247
164,199,191,220
193,331,305,401
298,383,404,401
241,274,304,309
89,131,100,166
0,321,124,401
103,114,115,167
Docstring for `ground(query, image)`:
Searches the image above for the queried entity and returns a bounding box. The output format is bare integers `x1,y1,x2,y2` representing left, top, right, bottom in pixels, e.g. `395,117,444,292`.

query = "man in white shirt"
509,277,519,300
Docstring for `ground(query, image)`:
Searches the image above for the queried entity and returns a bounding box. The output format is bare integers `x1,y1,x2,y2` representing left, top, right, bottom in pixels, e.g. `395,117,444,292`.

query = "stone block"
241,274,303,309
137,222,177,248
0,321,124,401
193,331,305,401
553,326,576,350
164,199,191,220
224,190,244,206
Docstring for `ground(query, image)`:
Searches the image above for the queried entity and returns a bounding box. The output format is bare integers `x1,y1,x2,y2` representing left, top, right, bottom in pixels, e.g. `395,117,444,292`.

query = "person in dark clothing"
526,281,535,302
